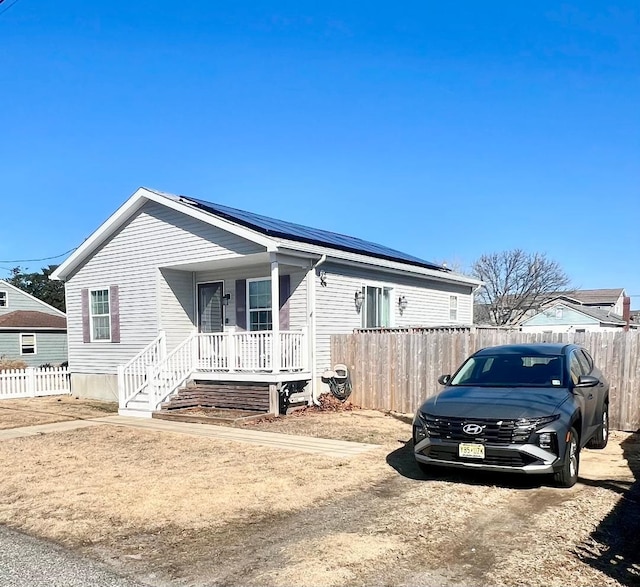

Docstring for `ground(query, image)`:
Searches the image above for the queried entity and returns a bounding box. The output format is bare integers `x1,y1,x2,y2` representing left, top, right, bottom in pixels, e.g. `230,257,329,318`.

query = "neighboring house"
476,288,630,326
51,187,482,416
520,300,629,333
548,288,627,316
0,280,68,367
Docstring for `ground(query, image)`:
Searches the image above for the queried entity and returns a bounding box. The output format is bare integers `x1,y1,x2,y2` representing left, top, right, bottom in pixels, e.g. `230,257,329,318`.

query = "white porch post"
270,253,280,373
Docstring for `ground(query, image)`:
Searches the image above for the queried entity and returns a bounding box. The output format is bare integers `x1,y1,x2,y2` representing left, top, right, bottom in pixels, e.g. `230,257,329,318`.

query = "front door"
197,282,224,333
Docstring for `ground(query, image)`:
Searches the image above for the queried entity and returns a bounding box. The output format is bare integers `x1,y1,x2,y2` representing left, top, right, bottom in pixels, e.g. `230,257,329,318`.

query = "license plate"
459,443,485,459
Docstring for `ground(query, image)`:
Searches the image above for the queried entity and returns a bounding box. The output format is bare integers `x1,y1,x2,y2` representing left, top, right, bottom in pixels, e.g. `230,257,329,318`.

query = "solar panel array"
182,196,446,271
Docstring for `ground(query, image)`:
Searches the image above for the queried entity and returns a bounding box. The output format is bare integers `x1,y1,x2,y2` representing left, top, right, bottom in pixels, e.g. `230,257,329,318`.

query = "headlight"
515,414,560,431
513,415,560,443
413,411,429,443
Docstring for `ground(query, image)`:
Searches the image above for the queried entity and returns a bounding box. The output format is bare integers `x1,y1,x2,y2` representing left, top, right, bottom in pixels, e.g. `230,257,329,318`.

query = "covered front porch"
118,251,317,416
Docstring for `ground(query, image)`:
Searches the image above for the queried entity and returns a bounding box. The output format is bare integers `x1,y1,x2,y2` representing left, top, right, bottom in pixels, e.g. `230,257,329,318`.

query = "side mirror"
438,374,451,386
576,374,599,388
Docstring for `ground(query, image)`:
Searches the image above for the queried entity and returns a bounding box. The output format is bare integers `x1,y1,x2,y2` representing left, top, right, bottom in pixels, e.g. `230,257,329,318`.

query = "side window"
579,350,594,372
20,333,36,355
569,352,583,386
0,291,6,307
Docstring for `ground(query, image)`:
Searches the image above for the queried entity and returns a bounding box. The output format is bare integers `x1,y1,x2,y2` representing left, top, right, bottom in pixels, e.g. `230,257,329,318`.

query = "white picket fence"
0,366,71,400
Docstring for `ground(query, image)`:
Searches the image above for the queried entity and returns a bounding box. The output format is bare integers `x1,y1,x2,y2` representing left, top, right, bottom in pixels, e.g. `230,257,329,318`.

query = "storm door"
197,282,224,333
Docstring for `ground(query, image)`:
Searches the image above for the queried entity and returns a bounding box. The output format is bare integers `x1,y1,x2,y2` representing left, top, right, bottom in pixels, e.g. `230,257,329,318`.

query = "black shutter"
110,285,120,343
81,289,90,343
235,279,247,330
279,274,290,330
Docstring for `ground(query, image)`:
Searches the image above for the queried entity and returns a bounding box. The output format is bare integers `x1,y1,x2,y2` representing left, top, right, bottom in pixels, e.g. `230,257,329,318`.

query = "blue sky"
1,2,639,306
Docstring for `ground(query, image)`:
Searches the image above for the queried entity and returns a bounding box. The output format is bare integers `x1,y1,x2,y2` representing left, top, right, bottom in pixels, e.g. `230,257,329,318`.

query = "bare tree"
472,249,570,326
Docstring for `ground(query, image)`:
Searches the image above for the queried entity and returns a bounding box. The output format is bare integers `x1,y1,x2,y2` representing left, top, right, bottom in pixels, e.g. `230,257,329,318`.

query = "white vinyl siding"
65,200,264,374
159,269,195,351
315,262,474,377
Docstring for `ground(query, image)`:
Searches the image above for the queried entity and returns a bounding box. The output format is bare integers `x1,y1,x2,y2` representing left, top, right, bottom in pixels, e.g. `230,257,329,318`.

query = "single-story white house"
52,187,482,417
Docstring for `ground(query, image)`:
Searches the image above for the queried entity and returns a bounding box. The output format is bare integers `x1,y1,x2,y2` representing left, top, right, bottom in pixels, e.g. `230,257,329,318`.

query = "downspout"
309,254,327,405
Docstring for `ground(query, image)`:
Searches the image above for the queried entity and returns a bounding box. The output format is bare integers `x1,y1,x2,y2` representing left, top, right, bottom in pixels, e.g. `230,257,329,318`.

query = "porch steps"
119,392,154,419
161,383,270,413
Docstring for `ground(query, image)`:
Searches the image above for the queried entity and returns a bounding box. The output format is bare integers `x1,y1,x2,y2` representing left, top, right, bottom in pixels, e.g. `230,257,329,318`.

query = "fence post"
26,367,36,397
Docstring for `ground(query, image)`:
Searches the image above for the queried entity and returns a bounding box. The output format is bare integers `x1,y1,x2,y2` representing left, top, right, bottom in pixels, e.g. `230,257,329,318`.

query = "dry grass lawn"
0,397,637,587
0,395,117,429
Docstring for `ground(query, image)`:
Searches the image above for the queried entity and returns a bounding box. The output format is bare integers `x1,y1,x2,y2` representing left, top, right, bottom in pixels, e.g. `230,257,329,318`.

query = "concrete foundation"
70,373,119,403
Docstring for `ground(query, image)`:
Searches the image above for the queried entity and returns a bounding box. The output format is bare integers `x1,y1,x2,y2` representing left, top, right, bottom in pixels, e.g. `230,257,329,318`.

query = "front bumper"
414,437,560,475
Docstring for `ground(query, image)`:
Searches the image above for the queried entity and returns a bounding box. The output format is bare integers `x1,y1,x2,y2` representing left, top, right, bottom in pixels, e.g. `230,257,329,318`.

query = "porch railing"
118,331,167,408
120,329,308,411
196,330,307,372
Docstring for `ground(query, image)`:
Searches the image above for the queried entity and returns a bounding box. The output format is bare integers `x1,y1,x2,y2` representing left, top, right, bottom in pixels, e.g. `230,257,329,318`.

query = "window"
90,289,111,341
20,333,36,355
362,285,391,328
569,351,587,386
248,279,272,331
0,291,6,307
450,295,458,321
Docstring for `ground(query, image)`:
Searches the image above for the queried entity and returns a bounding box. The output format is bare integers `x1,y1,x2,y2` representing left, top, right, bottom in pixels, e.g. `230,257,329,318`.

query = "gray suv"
413,343,609,487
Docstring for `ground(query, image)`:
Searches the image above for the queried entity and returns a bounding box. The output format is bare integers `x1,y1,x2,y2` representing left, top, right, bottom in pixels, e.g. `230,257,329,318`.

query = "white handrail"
147,333,197,410
118,332,167,407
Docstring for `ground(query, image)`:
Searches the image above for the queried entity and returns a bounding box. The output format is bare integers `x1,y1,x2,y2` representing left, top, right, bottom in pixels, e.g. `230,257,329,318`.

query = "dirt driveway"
0,397,637,587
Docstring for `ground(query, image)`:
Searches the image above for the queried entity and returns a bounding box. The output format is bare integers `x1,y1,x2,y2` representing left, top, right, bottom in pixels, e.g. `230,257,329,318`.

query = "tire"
587,404,609,449
554,427,579,488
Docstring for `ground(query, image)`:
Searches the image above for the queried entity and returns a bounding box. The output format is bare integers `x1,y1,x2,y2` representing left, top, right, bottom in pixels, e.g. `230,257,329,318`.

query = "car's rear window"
450,354,565,387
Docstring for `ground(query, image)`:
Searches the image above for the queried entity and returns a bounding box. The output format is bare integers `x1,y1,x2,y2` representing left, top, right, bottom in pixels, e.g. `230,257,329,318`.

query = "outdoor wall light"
398,295,408,314
354,291,364,312
223,293,231,306
319,269,327,287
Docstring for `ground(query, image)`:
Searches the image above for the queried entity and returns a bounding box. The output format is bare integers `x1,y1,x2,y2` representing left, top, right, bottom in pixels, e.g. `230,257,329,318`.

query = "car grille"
421,414,537,445
427,446,538,468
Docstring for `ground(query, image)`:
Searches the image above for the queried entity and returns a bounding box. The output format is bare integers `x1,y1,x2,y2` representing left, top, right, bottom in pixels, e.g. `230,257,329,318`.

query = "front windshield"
450,354,565,387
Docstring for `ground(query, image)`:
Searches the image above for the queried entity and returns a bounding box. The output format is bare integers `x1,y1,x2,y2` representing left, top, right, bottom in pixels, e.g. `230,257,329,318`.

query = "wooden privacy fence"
0,366,71,400
331,330,640,431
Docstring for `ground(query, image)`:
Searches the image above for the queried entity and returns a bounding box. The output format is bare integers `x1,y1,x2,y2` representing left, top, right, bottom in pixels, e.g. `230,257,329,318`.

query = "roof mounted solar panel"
179,195,446,271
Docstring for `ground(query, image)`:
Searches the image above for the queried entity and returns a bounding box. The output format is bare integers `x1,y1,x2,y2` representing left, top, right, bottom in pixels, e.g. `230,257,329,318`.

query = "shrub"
0,359,28,371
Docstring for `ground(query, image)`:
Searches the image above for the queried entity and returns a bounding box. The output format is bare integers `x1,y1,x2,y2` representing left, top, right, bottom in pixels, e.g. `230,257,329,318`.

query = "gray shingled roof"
0,311,67,330
555,288,624,306
553,301,626,325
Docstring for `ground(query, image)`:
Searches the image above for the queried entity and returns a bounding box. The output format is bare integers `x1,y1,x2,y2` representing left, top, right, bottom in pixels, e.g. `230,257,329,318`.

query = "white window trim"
89,287,111,342
361,282,395,328
20,332,37,355
246,277,272,331
449,295,458,322
0,290,7,308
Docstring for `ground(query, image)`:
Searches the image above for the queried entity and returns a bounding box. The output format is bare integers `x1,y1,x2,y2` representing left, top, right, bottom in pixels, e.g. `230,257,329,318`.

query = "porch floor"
191,370,313,383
